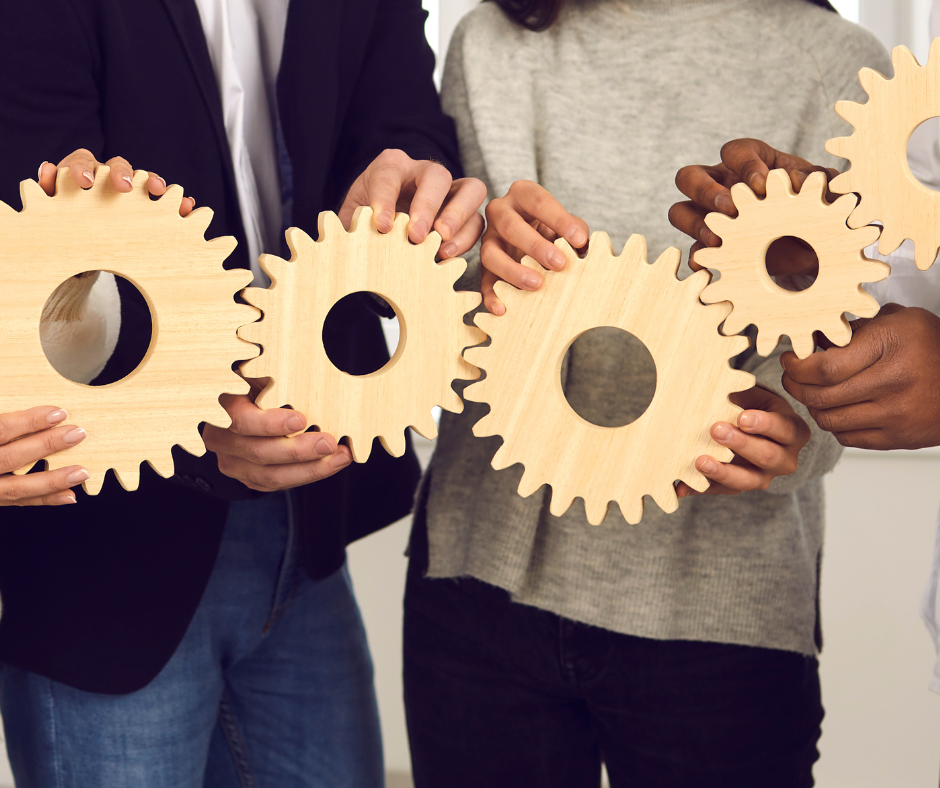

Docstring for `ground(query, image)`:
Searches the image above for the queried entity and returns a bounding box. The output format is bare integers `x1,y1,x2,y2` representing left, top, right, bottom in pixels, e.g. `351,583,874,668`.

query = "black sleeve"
330,0,463,202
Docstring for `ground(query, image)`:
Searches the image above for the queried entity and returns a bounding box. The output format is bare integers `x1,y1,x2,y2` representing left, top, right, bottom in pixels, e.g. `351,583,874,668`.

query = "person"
402,1,891,786
0,1,484,785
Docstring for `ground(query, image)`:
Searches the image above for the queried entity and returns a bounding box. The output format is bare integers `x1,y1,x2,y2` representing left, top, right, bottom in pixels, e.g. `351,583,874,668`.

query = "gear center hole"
323,292,402,376
765,237,819,292
560,327,656,428
909,118,940,192
41,272,152,386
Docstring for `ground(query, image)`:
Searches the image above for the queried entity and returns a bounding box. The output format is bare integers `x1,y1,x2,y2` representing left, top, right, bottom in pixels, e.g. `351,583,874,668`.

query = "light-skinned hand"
676,386,811,497
0,406,88,505
781,303,940,450
479,180,589,315
338,149,486,260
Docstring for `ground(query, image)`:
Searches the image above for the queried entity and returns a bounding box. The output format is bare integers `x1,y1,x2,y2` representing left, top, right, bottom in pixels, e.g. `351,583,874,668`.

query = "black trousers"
403,524,823,788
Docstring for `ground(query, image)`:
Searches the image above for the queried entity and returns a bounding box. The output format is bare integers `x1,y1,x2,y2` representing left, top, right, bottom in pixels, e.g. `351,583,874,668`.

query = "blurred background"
0,1,937,786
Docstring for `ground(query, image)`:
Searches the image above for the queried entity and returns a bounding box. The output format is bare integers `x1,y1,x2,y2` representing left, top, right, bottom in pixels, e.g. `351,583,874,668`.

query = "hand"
203,386,352,493
480,180,589,315
338,149,486,260
676,386,810,497
669,138,839,277
0,407,89,505
781,304,940,450
38,149,196,216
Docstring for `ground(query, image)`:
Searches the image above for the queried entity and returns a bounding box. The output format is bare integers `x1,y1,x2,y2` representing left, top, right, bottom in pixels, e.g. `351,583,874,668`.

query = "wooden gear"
238,207,486,462
464,233,755,526
827,42,940,270
695,169,887,359
0,167,258,493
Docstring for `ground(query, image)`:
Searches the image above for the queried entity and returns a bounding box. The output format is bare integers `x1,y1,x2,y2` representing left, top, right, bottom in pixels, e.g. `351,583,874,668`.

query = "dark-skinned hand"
669,138,840,278
782,303,940,450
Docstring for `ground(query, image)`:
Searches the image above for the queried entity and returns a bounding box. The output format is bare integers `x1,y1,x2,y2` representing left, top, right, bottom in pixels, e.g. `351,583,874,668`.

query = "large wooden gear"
0,167,258,493
464,233,755,525
238,207,486,462
695,169,887,359
827,42,940,270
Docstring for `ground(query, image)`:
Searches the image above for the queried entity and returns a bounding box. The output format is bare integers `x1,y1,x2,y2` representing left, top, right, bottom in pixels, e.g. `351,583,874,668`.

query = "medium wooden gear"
827,42,940,269
238,207,486,462
464,233,755,526
0,167,258,493
695,169,887,359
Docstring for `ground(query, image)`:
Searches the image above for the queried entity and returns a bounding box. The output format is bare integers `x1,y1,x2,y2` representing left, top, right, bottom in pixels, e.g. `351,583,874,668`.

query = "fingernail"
713,424,731,441
491,301,506,316
285,415,304,432
698,458,717,474
67,468,89,485
63,427,86,445
156,175,167,188
700,227,716,245
37,161,48,180
739,412,757,429
82,169,94,184
122,175,133,187
521,273,542,289
47,409,67,424
439,218,456,239
56,492,77,505
378,211,393,230
749,172,766,193
547,249,566,270
441,242,457,259
411,220,428,239
570,229,587,247
332,452,351,469
794,171,809,190
715,194,734,213
315,438,334,456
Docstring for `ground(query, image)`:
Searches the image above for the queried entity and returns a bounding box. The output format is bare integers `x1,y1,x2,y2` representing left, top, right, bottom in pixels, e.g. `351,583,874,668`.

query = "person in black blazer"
0,0,484,785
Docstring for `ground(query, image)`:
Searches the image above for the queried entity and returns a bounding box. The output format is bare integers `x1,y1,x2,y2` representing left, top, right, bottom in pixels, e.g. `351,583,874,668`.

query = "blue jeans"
0,493,383,788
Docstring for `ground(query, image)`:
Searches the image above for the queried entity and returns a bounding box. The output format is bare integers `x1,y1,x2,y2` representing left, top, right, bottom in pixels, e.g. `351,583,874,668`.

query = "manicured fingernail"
332,452,351,469
47,409,67,424
38,161,48,180
713,424,731,441
570,229,587,247
122,175,133,187
521,273,542,289
67,469,89,485
82,169,94,184
739,412,757,429
547,249,566,270
63,427,86,445
441,243,457,259
285,415,304,432
315,438,334,456
698,458,717,474
715,194,734,213
411,219,428,239
56,492,77,505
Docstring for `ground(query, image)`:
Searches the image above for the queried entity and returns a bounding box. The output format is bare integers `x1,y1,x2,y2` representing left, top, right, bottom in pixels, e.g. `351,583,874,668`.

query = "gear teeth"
517,470,543,499
473,311,500,338
683,469,710,494
241,286,272,312
391,211,410,237
439,256,466,286
413,413,439,441
322,208,351,237
441,388,465,414
590,231,614,256
825,316,853,348
765,168,795,197
720,305,750,337
622,233,647,261
379,430,407,458
832,99,867,129
463,345,488,371
616,496,643,526
257,253,288,284
858,66,888,97
654,246,682,277
730,180,760,208
491,277,520,306
458,290,483,316
147,453,176,479
161,184,186,210
548,491,576,519
186,206,215,236
826,167,851,194
469,410,497,437
20,177,50,207
490,443,515,471
113,466,141,493
82,473,106,496
788,332,815,360
877,226,906,257
892,44,921,72
457,355,481,382
756,329,783,357
849,288,881,318
801,171,829,195
704,211,734,238
424,229,443,257
651,485,679,516
286,225,316,258
131,169,150,189
916,241,940,271
178,429,210,457
830,192,860,220
462,323,488,349
205,401,235,430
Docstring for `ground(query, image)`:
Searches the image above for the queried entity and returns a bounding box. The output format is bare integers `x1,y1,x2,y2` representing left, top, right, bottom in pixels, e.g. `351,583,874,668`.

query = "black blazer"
0,0,460,694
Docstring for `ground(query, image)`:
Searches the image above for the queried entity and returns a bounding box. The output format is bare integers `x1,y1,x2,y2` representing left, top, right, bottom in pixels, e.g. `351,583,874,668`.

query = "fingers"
709,421,794,477
692,453,773,494
104,156,135,192
438,212,485,260
216,394,307,437
780,327,886,387
804,401,887,436
480,233,543,310
502,180,589,251
405,161,454,243
674,164,737,215
718,139,779,196
485,199,569,273
204,428,338,468
431,177,487,245
37,161,58,195
668,200,722,247
736,407,810,449
0,424,86,475
480,267,505,316
0,464,89,507
57,148,100,190
215,447,352,492
0,406,70,446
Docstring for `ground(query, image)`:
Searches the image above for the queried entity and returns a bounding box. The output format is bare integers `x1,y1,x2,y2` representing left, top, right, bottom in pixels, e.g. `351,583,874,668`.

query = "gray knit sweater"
424,0,892,655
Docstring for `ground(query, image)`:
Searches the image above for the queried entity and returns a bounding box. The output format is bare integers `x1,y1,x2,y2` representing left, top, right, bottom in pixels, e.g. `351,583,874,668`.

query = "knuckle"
243,441,268,465
257,468,281,490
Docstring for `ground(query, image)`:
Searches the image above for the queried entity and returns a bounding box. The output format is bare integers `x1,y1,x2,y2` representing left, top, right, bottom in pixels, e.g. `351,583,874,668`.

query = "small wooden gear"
0,167,258,493
464,233,755,525
695,169,887,359
238,207,486,461
827,42,940,269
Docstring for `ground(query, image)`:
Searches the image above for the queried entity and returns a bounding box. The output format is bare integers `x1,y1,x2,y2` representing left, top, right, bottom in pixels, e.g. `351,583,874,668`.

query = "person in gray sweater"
403,1,892,786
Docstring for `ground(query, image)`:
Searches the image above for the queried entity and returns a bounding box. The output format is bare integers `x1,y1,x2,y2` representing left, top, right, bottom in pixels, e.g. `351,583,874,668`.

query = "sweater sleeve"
743,345,844,496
